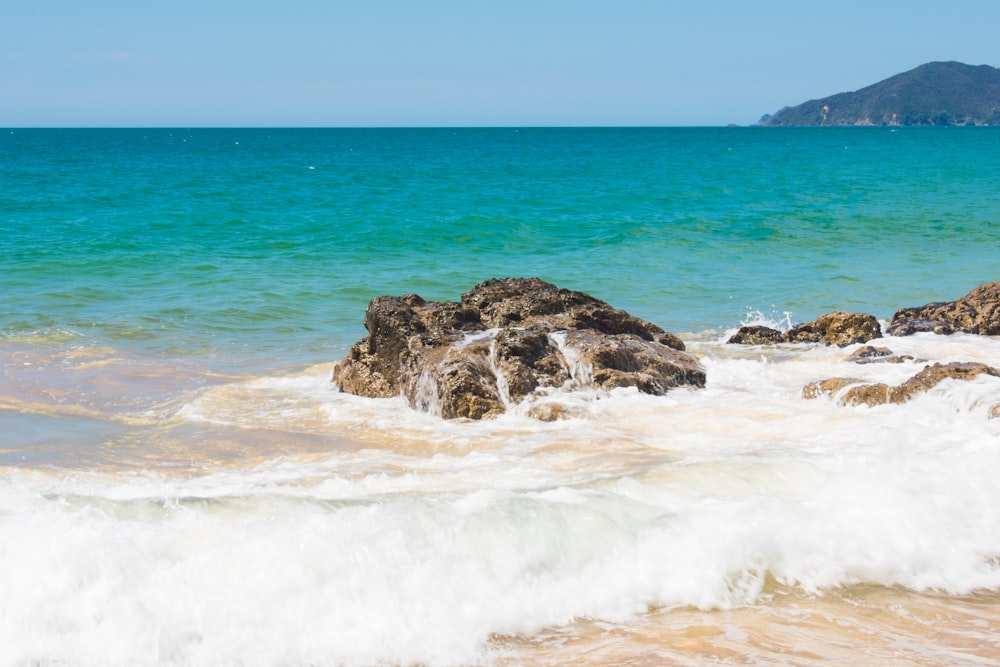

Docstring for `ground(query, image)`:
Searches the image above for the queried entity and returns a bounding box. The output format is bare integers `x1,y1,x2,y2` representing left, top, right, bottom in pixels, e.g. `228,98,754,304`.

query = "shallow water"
4,127,999,358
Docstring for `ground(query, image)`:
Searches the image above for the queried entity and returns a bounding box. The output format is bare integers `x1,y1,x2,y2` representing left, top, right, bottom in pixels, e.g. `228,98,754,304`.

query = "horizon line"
5,124,987,131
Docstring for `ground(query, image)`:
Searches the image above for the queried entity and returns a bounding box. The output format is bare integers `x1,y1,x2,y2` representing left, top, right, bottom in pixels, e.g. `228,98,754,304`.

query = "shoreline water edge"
2,280,999,665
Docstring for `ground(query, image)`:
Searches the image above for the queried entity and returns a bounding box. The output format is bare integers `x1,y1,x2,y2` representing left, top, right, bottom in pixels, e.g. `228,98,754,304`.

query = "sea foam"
2,333,999,665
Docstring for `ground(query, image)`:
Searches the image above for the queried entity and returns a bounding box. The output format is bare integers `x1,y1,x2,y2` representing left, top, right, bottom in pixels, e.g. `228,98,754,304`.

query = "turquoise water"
4,127,999,369
3,127,1000,665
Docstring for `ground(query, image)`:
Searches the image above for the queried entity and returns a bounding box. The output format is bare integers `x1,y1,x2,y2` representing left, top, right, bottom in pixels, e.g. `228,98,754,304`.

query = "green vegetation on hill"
759,61,1000,126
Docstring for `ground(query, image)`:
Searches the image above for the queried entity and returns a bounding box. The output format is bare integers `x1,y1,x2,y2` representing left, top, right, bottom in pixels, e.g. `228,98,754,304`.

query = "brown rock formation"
803,362,1000,407
333,278,705,419
887,282,1000,336
847,345,915,364
728,311,881,347
784,311,882,347
801,377,867,400
726,325,784,345
890,362,1000,403
841,383,894,407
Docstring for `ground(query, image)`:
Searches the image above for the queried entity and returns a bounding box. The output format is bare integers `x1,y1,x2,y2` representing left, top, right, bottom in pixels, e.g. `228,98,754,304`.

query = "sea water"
2,127,1000,665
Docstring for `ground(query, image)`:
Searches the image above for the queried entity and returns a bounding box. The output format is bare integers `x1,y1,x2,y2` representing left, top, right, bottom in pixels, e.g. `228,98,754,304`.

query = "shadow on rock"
333,278,705,419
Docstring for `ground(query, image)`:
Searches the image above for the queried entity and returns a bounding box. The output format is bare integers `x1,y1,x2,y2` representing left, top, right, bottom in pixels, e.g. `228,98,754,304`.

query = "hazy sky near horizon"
3,0,999,127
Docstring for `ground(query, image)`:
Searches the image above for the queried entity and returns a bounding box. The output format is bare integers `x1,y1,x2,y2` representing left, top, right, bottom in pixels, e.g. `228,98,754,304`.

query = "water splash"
413,368,441,416
488,339,513,411
457,327,500,348
547,331,594,389
740,308,794,331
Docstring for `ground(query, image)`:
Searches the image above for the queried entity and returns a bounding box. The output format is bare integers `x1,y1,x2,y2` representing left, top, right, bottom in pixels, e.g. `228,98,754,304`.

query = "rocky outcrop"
784,311,882,346
803,362,1000,407
887,282,1000,336
890,362,1000,402
728,311,881,347
333,278,705,419
726,325,784,346
847,345,915,364
801,377,866,400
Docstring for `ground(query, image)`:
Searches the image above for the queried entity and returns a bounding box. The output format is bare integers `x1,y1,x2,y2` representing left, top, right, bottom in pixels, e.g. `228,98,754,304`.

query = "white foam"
547,331,594,388
456,327,500,348
739,307,795,331
412,368,442,415
3,334,1000,664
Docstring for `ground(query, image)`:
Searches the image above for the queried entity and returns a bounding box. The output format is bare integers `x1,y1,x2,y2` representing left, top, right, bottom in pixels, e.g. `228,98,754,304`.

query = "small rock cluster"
803,362,1000,407
334,280,1000,420
727,311,882,347
790,283,1000,414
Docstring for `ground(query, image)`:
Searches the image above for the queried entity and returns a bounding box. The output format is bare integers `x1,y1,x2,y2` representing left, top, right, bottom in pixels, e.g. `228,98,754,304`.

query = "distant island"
758,61,1000,126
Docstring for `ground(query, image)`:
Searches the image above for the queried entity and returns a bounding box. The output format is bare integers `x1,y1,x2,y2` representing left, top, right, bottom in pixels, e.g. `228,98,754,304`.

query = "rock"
802,377,867,400
526,402,572,422
889,362,1000,403
887,282,1000,336
727,325,784,345
333,278,705,419
728,311,881,347
847,345,914,364
990,403,1000,420
568,329,705,394
842,383,893,407
885,319,956,336
784,311,882,347
849,345,893,360
803,362,1000,408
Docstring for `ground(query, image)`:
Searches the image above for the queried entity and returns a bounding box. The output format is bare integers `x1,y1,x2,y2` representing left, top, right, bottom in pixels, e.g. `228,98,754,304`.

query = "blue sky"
3,0,999,127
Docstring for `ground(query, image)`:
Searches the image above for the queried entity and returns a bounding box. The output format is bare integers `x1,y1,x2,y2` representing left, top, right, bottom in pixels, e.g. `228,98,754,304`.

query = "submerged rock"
728,311,881,347
803,362,1000,407
333,278,705,419
801,377,867,400
890,362,1000,403
848,345,892,360
847,345,915,364
840,382,894,408
887,282,1000,336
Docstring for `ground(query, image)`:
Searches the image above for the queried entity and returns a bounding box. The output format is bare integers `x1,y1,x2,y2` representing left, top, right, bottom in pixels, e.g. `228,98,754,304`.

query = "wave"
3,332,999,663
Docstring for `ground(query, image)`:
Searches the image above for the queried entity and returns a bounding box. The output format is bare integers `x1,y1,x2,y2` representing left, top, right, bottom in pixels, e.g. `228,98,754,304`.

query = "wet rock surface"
728,311,881,347
784,311,883,347
847,345,915,364
726,325,784,346
333,278,705,419
801,377,867,400
803,362,1000,407
888,282,1000,337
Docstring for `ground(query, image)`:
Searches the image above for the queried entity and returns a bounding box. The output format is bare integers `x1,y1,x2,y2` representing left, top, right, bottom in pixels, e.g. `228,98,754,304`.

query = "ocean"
2,127,999,665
